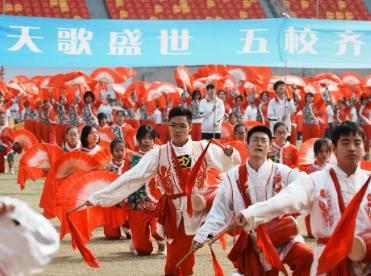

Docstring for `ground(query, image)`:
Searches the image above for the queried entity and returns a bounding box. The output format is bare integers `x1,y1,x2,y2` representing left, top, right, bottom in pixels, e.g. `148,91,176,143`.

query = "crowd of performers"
0,66,370,275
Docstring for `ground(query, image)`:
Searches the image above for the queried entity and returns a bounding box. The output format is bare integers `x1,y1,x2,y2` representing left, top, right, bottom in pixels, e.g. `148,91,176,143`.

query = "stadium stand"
0,0,90,18
282,0,370,20
105,0,267,19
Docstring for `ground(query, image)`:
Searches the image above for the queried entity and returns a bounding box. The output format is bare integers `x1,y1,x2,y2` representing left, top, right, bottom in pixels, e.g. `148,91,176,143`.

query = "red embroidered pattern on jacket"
157,165,174,195
319,188,334,227
195,161,207,190
366,193,371,220
272,169,283,193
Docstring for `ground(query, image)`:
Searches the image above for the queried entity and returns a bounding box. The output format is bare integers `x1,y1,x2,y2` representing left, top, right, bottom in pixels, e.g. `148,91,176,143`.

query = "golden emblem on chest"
178,155,191,168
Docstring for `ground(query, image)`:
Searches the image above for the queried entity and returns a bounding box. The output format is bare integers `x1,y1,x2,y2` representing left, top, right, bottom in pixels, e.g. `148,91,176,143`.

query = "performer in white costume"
193,125,313,276
87,107,241,276
0,197,59,276
239,121,370,276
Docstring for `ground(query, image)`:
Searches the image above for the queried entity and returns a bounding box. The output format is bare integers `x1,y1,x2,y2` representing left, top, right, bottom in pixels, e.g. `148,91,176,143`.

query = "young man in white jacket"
237,121,370,276
87,107,240,276
192,125,313,275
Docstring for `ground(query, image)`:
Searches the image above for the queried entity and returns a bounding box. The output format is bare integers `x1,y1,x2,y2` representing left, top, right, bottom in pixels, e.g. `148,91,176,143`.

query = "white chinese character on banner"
238,29,269,54
108,29,142,55
159,29,191,55
7,26,43,53
57,28,93,55
285,27,318,54
335,30,364,56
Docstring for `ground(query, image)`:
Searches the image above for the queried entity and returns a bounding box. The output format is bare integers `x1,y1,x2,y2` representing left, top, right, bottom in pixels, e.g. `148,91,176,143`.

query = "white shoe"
129,240,138,256
10,169,15,174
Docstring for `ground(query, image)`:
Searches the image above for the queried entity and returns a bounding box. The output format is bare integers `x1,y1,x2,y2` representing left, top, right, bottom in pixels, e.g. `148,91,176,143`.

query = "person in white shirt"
199,84,225,139
237,121,370,276
325,100,335,139
86,107,240,275
192,125,313,275
267,81,296,137
153,107,162,125
243,94,258,122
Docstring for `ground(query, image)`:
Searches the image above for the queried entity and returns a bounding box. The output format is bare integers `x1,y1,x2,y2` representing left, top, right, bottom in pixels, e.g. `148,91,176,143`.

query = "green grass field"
0,156,315,275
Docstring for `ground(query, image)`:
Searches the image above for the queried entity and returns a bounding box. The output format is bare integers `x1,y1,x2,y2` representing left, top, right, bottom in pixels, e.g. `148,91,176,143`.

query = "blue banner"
0,15,370,68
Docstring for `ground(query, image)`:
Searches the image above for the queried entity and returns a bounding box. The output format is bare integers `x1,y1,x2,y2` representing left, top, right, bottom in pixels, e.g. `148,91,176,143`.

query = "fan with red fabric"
174,66,194,92
97,127,115,142
340,72,363,86
244,120,263,128
193,64,228,79
64,71,91,85
53,151,103,179
298,138,336,165
93,148,112,169
17,143,64,190
55,170,127,267
114,67,136,83
13,129,39,151
221,121,234,140
270,75,306,88
227,140,249,164
90,67,125,84
10,75,29,83
312,73,343,93
125,80,149,104
146,82,181,114
360,160,371,171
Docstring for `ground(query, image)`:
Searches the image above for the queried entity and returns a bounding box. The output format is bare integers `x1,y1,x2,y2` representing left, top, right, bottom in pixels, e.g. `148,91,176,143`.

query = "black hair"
234,123,248,134
80,125,100,148
273,80,285,91
191,90,201,100
305,92,314,102
217,89,225,96
83,91,95,103
206,83,215,91
260,91,269,99
136,124,157,143
110,138,125,153
65,125,79,136
314,138,332,155
229,112,238,119
247,125,272,143
97,112,107,122
273,121,288,133
168,107,192,124
115,110,125,117
332,121,366,147
235,95,243,101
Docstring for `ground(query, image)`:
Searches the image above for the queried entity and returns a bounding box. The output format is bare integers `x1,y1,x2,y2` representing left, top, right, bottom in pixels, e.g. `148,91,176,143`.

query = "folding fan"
193,64,228,79
97,127,115,142
92,148,112,169
90,67,125,83
114,67,137,82
174,66,194,92
221,121,233,139
298,138,336,165
17,143,64,190
340,72,363,86
227,140,249,164
363,75,371,88
52,151,102,179
13,129,39,150
64,71,91,85
270,75,306,88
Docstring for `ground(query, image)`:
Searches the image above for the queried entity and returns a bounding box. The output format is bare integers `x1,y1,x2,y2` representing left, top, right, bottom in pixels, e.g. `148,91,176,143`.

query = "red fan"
48,74,65,88
244,120,263,128
227,140,249,164
298,138,336,165
53,151,101,180
145,178,161,203
98,140,111,152
125,80,149,103
146,82,181,114
269,75,306,88
92,148,112,169
194,64,228,79
312,73,342,92
97,127,115,142
90,67,125,83
360,160,371,171
206,167,221,186
174,66,194,92
227,66,270,85
17,143,64,190
221,121,233,139
13,129,39,150
114,67,137,82
363,75,371,88
340,72,363,86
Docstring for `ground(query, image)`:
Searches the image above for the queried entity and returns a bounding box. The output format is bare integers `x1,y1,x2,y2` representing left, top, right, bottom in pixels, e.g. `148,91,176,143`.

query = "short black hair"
332,121,366,147
191,90,201,100
247,125,272,143
115,110,125,117
314,138,332,155
217,89,225,96
83,91,95,103
305,92,314,102
168,107,192,124
97,112,107,122
273,121,288,133
80,125,100,148
273,80,285,91
260,91,269,99
110,138,125,153
206,83,215,91
235,95,243,101
136,124,157,142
